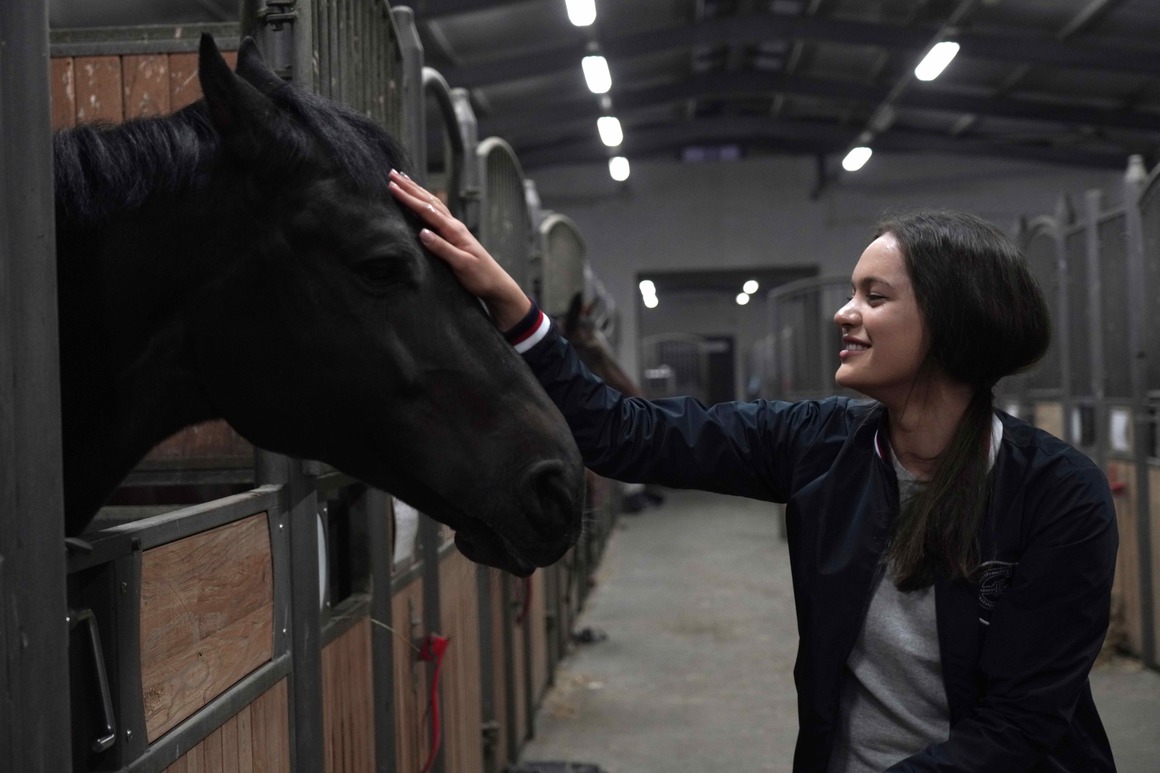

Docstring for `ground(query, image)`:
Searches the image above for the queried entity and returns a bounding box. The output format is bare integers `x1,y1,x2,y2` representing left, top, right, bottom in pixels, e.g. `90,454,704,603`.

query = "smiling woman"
391,171,1119,773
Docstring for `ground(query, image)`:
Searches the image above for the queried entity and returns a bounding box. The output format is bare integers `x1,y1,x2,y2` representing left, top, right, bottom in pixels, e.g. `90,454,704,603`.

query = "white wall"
530,151,1130,392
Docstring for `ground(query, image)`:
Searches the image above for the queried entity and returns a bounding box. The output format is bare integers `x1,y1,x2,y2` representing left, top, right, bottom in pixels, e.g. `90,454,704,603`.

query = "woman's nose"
834,299,857,329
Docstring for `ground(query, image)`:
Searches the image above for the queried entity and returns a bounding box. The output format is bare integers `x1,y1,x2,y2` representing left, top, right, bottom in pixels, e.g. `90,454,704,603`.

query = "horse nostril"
520,459,581,542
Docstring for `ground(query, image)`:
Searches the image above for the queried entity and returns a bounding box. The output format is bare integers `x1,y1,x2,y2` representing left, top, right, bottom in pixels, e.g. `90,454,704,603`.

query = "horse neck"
54,120,239,527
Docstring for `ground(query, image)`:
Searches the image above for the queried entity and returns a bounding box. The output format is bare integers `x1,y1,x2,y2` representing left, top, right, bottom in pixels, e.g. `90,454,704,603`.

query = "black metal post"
0,1,71,771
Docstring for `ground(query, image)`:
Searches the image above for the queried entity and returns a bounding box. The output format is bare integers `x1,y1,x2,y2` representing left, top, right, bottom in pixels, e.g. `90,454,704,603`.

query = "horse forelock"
54,85,411,226
271,86,411,199
53,104,219,223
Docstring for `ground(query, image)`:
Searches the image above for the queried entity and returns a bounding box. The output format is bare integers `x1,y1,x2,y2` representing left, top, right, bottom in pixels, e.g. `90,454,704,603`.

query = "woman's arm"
389,171,816,501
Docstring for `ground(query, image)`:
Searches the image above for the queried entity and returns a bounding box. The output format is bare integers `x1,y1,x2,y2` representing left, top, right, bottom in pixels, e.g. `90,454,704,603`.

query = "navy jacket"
521,318,1118,773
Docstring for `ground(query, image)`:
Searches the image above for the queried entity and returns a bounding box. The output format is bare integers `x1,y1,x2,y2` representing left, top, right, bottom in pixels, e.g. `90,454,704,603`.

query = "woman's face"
833,233,928,403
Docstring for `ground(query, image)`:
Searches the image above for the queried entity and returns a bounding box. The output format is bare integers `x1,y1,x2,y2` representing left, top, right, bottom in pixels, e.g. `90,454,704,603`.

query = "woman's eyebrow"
852,275,897,290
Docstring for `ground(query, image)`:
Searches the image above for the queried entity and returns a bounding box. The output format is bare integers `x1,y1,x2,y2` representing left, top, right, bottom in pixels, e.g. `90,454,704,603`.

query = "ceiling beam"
434,10,1160,88
413,0,536,19
476,70,1160,142
511,115,1138,171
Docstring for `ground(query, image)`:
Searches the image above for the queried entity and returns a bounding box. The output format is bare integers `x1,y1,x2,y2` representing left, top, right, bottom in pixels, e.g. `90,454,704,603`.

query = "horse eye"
354,256,407,290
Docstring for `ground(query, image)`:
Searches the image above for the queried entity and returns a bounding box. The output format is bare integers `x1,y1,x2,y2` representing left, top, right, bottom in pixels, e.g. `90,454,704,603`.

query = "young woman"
389,171,1118,772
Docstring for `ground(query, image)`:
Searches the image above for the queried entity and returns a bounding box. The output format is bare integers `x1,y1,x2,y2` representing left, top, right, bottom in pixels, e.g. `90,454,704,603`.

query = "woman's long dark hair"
878,210,1051,591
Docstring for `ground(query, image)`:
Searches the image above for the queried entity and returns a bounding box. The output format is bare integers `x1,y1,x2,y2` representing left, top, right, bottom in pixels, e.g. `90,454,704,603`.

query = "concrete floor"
517,489,1160,773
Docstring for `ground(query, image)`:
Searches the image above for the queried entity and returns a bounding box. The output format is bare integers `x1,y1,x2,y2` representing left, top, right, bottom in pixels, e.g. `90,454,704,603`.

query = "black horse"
52,35,583,576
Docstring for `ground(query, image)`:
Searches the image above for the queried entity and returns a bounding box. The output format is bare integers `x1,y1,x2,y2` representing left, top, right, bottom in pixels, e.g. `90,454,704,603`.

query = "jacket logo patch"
977,560,1017,611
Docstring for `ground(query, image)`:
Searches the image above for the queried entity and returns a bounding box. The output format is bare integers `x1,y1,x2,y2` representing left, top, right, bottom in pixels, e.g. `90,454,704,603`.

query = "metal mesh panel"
1098,211,1131,398
1140,170,1160,392
767,277,849,401
1065,227,1092,397
1025,225,1062,391
540,215,587,318
313,0,403,138
641,334,708,402
478,138,532,292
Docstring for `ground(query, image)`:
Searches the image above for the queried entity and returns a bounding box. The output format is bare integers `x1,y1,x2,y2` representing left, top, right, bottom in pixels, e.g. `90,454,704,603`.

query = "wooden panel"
487,568,511,766
1033,401,1065,440
50,58,76,130
169,53,203,112
74,56,124,123
530,568,549,705
438,551,484,773
164,678,287,772
122,54,171,120
392,577,426,772
169,50,238,112
1108,460,1142,654
143,419,254,466
322,618,375,773
141,514,274,741
1150,465,1160,662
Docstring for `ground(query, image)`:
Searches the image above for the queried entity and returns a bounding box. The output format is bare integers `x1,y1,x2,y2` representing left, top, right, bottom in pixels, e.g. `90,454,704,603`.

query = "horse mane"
53,79,411,225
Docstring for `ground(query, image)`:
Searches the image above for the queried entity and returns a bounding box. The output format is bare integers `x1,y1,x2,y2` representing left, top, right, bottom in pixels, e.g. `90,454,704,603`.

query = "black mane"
53,80,411,225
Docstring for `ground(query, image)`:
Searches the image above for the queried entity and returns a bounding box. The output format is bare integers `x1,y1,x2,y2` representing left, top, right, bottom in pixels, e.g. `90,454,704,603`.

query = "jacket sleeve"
889,458,1118,772
519,318,836,503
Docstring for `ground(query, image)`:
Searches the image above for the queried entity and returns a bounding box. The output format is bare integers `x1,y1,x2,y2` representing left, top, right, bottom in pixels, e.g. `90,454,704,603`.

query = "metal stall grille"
1017,216,1067,436
765,276,850,402
1064,221,1097,452
478,137,533,294
314,0,402,140
640,333,710,402
539,214,588,319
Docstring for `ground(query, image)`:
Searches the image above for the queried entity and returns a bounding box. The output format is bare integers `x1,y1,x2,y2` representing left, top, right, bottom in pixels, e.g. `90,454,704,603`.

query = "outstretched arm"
389,170,531,331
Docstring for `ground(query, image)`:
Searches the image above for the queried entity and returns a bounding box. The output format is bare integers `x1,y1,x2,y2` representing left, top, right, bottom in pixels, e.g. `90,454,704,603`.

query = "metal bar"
50,23,241,56
368,490,398,773
68,487,283,572
1085,190,1108,471
114,551,148,765
392,5,425,179
0,0,71,768
477,566,498,773
419,514,446,773
1123,156,1157,666
124,655,293,773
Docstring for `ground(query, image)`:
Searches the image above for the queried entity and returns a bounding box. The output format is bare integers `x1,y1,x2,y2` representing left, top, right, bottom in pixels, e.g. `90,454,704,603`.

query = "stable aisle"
516,488,1160,773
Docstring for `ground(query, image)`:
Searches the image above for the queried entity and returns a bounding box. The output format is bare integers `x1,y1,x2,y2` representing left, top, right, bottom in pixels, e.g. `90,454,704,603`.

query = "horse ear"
198,33,283,160
234,37,287,96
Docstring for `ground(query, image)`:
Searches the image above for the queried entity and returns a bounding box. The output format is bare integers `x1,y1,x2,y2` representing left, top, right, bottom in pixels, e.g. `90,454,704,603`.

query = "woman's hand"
389,170,532,331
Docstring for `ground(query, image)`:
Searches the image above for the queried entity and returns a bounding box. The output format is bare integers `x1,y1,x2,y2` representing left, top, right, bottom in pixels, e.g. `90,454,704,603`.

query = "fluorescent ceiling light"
609,156,630,181
566,0,596,27
842,146,872,172
914,41,959,81
736,293,750,306
643,294,659,309
639,279,655,295
743,279,759,294
582,55,611,94
597,116,623,147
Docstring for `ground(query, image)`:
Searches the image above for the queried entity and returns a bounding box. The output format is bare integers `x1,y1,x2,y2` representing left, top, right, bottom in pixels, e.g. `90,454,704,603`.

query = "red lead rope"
419,633,450,773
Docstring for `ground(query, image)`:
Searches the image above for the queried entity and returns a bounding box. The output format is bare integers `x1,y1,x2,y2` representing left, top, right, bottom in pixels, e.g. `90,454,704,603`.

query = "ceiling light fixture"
609,156,630,181
582,55,611,94
597,116,623,147
914,41,960,81
565,0,597,27
842,146,873,172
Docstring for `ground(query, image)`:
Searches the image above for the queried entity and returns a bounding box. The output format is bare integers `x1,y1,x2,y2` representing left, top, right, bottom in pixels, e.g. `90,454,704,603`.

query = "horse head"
57,36,584,576
561,292,642,398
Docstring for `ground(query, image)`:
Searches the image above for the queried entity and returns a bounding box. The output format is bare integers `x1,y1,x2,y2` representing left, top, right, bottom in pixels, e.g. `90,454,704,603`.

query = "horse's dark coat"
52,36,583,575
